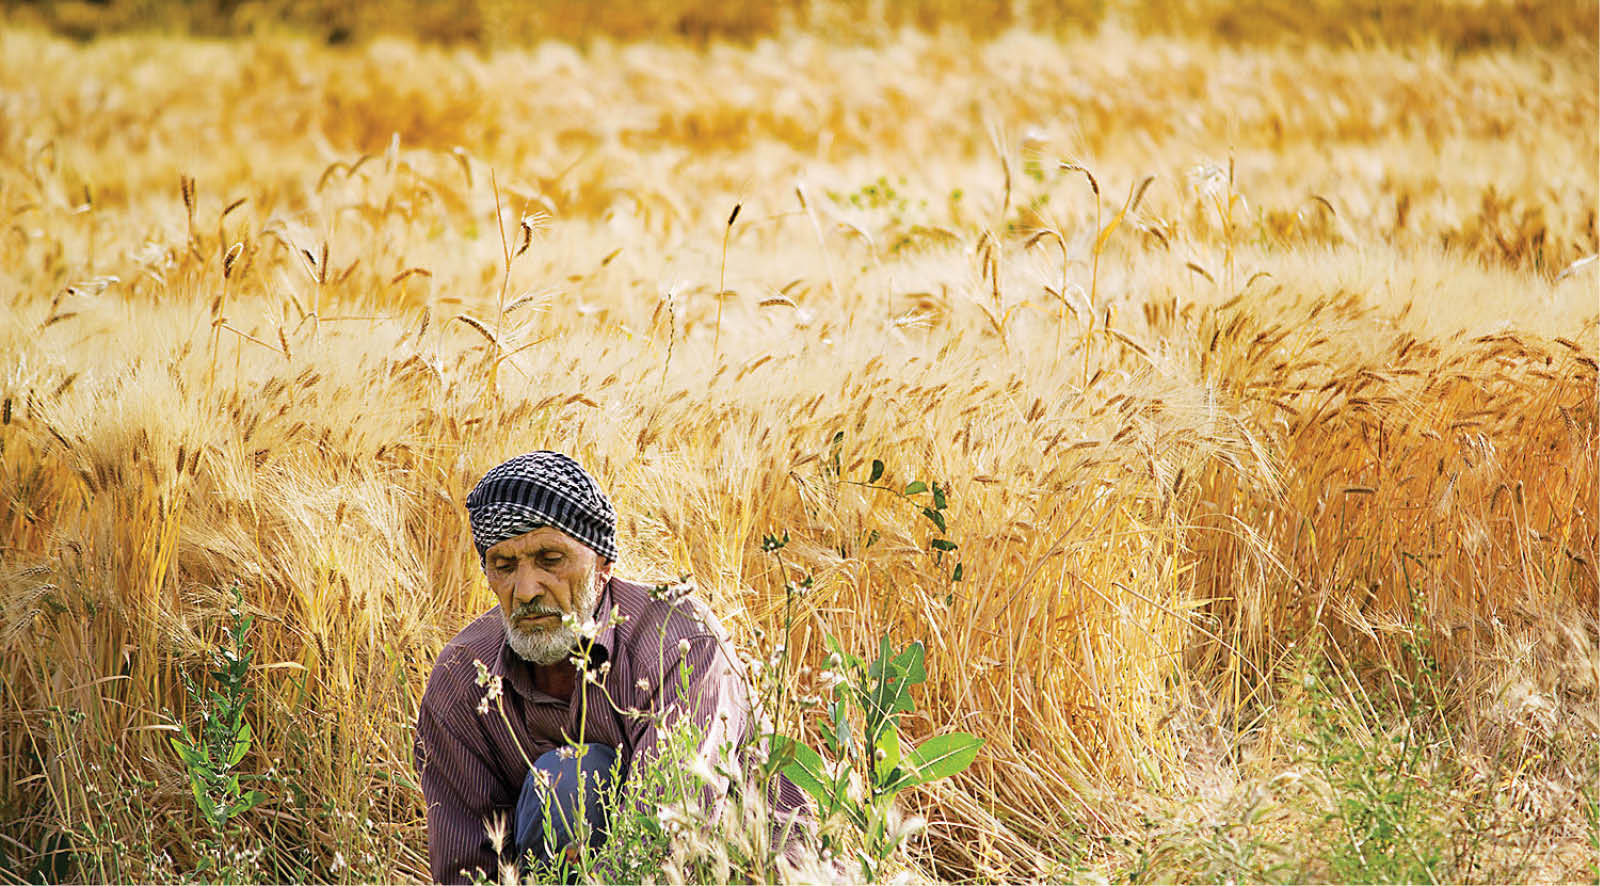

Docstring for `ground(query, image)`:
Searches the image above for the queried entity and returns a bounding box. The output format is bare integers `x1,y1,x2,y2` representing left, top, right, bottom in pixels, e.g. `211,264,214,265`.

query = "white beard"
502,566,602,665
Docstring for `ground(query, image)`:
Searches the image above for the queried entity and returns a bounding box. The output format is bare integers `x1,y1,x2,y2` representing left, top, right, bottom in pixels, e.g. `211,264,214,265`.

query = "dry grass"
0,5,1596,882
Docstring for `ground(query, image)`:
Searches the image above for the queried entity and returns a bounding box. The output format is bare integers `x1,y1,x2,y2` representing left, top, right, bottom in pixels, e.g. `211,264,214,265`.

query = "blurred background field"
0,0,1596,882
5,0,1596,47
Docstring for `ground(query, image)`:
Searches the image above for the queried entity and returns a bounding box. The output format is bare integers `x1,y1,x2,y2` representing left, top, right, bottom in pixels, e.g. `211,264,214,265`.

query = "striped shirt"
414,577,803,883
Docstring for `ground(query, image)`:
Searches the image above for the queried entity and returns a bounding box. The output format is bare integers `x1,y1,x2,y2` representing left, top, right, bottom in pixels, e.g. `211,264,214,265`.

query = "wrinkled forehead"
483,525,587,560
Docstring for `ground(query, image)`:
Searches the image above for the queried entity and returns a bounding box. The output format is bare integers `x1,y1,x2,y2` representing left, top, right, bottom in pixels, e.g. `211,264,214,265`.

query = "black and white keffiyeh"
465,451,618,563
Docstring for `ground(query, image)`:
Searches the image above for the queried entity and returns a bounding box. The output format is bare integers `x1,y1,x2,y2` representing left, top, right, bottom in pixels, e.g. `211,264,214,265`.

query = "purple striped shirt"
414,577,803,883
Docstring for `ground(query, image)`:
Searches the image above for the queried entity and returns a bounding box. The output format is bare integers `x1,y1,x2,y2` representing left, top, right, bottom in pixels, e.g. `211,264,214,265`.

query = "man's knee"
514,744,619,866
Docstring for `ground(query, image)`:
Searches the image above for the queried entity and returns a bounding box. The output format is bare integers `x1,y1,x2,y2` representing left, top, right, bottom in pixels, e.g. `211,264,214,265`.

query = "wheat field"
0,1,1596,882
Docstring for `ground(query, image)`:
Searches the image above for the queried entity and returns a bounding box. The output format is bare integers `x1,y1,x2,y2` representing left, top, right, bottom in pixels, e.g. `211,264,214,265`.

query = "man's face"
484,526,613,665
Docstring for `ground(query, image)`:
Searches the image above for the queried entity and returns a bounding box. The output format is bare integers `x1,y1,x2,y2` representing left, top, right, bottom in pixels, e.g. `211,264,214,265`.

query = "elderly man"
414,451,800,883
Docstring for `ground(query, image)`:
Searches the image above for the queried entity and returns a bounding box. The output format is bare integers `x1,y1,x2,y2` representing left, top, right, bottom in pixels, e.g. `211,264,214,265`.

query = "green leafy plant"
1301,659,1448,885
826,176,909,215
854,455,963,585
771,626,983,881
518,716,707,886
511,612,802,886
823,175,951,253
169,583,266,880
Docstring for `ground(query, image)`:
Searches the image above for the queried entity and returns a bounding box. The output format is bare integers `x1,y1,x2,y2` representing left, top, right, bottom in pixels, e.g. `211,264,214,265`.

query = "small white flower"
889,810,927,843
677,638,692,657
688,755,717,786
658,802,691,835
635,677,651,691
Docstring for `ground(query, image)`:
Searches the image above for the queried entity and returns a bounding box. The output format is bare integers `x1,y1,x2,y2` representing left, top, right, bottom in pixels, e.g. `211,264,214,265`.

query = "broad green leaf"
922,506,947,533
903,480,928,496
171,737,204,768
903,733,984,786
827,697,850,756
818,719,838,757
932,483,948,510
869,459,885,483
226,721,252,766
894,642,926,684
860,681,894,728
874,722,901,784
865,639,891,687
864,661,911,725
773,736,832,810
869,682,915,720
930,538,958,552
193,783,218,828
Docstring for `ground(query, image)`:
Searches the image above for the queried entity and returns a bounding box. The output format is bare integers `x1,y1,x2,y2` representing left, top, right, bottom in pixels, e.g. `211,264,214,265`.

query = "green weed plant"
169,584,266,881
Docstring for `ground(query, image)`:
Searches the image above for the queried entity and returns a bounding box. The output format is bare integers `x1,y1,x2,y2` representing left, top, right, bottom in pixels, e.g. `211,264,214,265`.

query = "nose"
511,561,547,606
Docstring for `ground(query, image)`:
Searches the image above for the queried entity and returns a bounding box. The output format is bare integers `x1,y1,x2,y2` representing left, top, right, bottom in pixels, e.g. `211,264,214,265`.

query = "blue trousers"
514,744,618,868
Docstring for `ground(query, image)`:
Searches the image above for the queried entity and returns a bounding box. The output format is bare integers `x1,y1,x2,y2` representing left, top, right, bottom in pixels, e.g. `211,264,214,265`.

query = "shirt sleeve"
625,630,812,849
415,690,508,885
627,633,750,793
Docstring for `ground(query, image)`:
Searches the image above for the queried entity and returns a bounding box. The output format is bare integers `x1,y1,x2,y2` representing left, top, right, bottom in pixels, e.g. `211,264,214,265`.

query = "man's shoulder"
421,607,504,702
606,578,748,696
608,577,730,645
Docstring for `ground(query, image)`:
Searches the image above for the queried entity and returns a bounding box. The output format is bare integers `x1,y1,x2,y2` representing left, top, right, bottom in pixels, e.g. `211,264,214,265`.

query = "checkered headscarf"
465,451,618,564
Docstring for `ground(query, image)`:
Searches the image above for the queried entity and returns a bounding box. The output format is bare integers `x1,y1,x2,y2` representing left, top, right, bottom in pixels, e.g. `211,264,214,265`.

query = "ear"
596,557,615,586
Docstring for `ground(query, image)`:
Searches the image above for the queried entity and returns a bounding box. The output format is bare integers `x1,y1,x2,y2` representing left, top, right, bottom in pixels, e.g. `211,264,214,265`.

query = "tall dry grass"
0,10,1596,883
